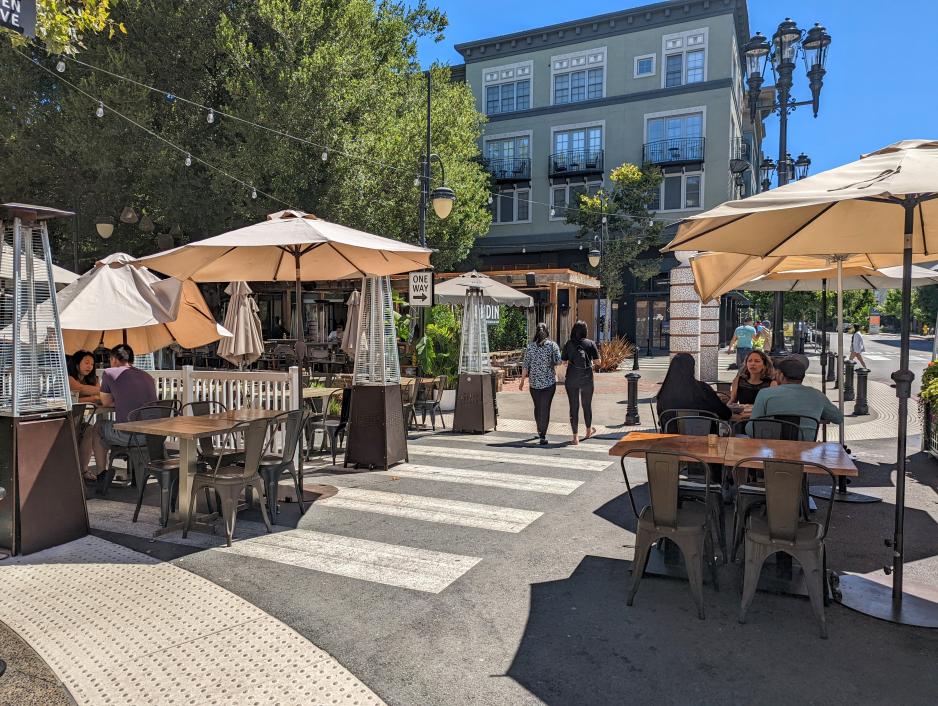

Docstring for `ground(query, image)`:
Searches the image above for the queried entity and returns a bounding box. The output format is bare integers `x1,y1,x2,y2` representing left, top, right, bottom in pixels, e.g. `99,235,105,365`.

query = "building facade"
454,0,760,353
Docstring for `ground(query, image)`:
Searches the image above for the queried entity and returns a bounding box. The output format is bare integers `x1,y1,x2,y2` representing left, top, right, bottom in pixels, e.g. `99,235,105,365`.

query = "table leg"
175,437,197,524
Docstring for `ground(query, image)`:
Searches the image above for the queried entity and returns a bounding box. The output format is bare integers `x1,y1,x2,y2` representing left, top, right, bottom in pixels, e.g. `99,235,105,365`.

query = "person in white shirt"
327,324,344,343
849,325,867,368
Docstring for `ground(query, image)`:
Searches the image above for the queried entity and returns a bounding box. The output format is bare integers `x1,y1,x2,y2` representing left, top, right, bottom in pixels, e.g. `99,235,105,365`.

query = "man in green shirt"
746,357,842,439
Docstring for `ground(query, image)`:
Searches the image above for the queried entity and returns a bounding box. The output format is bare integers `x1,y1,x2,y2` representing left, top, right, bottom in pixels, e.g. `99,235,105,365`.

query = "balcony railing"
643,137,706,165
548,149,604,178
483,156,531,182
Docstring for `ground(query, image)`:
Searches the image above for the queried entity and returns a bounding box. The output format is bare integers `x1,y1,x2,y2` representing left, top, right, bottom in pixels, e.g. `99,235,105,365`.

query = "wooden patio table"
115,409,281,536
609,432,728,464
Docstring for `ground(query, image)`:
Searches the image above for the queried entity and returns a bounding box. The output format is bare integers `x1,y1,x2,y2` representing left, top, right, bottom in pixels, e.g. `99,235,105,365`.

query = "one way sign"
408,270,434,307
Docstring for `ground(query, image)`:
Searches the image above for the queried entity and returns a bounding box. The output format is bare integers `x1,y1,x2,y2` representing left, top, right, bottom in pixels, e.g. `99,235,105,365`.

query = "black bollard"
843,359,856,402
825,351,836,382
854,367,870,415
625,372,641,426
632,346,640,371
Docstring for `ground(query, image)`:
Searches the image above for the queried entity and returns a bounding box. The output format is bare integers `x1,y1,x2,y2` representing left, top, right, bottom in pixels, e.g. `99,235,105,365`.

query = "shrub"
595,337,636,372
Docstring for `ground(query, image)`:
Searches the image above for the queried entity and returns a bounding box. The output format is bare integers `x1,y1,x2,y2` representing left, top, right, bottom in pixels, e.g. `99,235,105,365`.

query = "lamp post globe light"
744,17,831,353
588,248,601,268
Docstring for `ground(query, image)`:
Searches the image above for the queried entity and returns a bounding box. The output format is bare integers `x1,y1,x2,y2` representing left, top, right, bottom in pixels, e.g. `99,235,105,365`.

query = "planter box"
921,399,938,458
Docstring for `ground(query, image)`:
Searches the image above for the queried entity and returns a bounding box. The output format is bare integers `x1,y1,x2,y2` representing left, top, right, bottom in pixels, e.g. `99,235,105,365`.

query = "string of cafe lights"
33,49,663,223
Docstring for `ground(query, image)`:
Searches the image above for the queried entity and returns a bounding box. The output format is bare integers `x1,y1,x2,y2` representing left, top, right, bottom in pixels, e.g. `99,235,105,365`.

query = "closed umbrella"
665,139,938,626
56,253,229,354
341,289,360,357
217,281,263,368
435,271,534,307
135,209,432,360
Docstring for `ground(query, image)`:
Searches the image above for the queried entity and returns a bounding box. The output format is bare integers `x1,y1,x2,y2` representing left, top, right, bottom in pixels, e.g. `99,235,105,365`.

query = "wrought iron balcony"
483,156,531,182
548,149,604,178
643,137,705,166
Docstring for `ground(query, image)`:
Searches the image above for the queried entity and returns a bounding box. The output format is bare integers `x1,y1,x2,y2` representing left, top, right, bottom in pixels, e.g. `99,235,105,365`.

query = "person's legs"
90,421,109,473
77,429,95,478
565,380,581,440
540,385,556,441
582,381,595,437
530,388,543,437
851,351,867,368
736,346,751,369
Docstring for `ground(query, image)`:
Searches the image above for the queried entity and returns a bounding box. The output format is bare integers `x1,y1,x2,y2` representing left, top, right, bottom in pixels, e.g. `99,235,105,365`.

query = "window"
649,172,703,211
551,181,602,219
661,29,707,88
634,54,656,78
493,189,531,224
552,126,603,170
483,61,533,115
551,48,605,105
646,111,704,162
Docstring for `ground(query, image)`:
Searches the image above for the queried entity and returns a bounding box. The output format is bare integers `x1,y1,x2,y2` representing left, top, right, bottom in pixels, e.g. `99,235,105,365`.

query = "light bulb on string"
487,195,493,205
184,153,192,167
550,207,555,217
56,58,66,73
95,101,104,118
414,177,420,187
251,186,257,200
206,108,215,124
321,148,329,162
522,247,526,254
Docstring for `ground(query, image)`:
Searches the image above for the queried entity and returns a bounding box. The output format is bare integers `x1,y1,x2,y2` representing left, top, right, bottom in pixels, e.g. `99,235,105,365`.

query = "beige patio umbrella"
664,139,938,626
56,253,229,354
0,240,78,290
217,281,264,368
340,289,360,357
435,270,534,307
136,209,433,358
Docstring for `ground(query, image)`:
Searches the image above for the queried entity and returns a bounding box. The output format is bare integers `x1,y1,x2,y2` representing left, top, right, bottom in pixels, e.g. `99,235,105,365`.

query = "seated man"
98,343,159,452
326,324,344,344
746,357,842,440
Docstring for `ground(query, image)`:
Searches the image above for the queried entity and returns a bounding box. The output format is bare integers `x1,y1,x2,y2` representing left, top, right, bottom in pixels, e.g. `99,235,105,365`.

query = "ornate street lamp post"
744,19,831,353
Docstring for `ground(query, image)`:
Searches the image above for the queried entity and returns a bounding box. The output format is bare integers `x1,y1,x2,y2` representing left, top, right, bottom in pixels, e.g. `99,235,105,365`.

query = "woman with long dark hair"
656,352,731,431
729,350,777,405
562,320,601,445
68,350,108,481
519,323,562,445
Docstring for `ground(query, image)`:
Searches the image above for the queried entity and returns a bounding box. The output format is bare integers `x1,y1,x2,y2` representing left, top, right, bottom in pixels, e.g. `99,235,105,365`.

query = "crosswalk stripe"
216,529,480,593
317,487,542,533
408,443,612,471
413,433,614,457
372,463,583,495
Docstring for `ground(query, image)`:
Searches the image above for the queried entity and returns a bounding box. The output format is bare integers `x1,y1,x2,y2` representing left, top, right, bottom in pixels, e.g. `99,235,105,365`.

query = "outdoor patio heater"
453,286,496,433
344,275,408,470
0,204,88,556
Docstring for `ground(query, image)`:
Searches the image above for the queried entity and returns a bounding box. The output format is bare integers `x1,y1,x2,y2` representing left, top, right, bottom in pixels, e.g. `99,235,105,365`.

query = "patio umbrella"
0,240,78,290
341,289,360,357
217,281,264,368
135,209,433,359
55,253,229,354
664,139,938,626
435,270,534,307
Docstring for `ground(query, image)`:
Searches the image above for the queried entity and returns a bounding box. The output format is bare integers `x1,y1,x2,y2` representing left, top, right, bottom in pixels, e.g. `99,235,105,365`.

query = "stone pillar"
699,298,720,382
668,262,700,370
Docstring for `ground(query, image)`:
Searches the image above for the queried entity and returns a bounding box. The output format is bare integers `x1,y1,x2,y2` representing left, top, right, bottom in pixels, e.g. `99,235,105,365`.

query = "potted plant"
919,361,938,455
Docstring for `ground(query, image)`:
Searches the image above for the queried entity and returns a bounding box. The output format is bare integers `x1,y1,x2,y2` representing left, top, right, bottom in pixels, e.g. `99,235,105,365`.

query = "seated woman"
729,350,777,405
68,350,108,481
656,352,731,432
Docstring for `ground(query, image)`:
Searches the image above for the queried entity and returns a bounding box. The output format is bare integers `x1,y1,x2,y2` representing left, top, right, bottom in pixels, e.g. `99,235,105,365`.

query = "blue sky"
417,0,937,176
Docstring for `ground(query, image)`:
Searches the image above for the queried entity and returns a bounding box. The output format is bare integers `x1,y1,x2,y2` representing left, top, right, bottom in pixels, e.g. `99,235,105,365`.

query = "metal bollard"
632,346,640,371
854,367,870,415
843,359,856,401
625,372,641,426
826,351,836,383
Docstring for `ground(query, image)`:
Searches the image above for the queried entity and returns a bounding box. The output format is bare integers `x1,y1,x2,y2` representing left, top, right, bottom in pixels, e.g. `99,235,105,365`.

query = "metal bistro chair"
657,408,719,434
99,398,180,496
256,409,308,518
731,414,820,561
318,388,349,466
184,418,273,546
621,449,719,620
415,376,447,431
733,457,836,638
401,377,419,430
178,400,246,468
662,415,733,563
129,404,181,527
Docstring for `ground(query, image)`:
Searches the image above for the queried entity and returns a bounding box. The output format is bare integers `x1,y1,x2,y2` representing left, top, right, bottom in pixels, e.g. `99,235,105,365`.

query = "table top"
609,432,728,464
610,432,858,477
303,386,343,400
115,409,281,439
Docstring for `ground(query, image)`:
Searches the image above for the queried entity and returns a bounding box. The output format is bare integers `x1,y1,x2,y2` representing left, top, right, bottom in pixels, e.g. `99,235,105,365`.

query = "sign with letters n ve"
0,0,36,37
408,270,434,307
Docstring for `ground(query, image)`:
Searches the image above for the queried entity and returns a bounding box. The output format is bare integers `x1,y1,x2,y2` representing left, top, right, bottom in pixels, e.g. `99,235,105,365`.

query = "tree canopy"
2,1,124,55
0,0,490,272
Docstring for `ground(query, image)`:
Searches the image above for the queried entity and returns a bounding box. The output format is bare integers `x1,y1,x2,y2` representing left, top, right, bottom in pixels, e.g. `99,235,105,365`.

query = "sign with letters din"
483,303,500,326
408,270,434,307
1,0,36,37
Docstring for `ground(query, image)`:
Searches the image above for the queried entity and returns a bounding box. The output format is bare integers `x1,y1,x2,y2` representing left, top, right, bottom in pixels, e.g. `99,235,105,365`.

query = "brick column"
699,298,720,381
669,262,700,370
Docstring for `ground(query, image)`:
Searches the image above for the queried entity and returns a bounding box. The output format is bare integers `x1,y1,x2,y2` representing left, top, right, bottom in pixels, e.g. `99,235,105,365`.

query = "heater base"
836,572,938,628
344,384,408,470
453,373,497,434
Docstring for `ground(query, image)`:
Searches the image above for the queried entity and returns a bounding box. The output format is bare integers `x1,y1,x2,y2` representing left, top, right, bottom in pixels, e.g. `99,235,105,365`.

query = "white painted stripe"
216,529,480,593
408,443,612,471
414,433,614,456
375,463,583,495
317,487,542,533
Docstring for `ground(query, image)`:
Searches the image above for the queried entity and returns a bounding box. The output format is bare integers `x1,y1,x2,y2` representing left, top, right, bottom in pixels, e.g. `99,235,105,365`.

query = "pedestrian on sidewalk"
561,320,602,446
519,323,562,445
850,324,867,368
727,317,757,369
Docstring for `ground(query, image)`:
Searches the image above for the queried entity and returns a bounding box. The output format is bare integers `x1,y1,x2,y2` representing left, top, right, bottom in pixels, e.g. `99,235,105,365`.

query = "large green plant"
489,306,527,351
415,305,460,382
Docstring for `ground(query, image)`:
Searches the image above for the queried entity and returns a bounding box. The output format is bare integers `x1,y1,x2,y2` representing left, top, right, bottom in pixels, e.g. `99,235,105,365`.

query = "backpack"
569,341,591,370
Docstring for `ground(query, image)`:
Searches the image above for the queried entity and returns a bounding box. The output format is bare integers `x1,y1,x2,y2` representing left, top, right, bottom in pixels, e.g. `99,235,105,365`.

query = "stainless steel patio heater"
453,286,496,433
0,204,88,555
344,275,408,469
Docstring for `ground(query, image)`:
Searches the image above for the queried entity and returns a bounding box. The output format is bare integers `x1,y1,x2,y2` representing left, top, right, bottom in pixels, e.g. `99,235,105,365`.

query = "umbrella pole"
836,200,938,628
294,249,306,363
837,258,845,445
820,278,827,441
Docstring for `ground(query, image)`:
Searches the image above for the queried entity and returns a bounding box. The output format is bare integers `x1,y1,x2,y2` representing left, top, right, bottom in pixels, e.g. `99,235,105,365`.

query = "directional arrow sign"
409,270,434,307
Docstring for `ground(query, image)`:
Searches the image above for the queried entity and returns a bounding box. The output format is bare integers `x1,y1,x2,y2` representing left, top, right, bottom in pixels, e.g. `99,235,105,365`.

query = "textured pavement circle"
0,536,385,706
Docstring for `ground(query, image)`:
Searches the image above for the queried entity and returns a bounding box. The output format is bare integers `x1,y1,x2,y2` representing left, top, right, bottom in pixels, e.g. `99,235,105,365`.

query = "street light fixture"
430,185,456,220
95,216,114,239
802,23,832,117
743,31,770,121
759,157,776,193
794,152,812,180
588,248,601,268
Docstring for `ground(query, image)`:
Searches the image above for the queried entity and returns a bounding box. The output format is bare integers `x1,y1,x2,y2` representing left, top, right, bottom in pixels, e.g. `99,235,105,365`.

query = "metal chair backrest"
771,413,820,442
714,381,732,395
658,408,717,433
619,449,712,528
663,414,731,438
127,403,175,460
268,409,305,464
402,378,418,405
326,389,344,419
217,419,269,480
749,417,805,441
71,403,97,438
179,400,228,455
434,376,448,401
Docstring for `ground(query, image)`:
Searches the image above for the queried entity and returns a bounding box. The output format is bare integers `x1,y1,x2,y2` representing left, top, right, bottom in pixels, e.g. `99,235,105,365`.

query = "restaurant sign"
1,0,36,37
